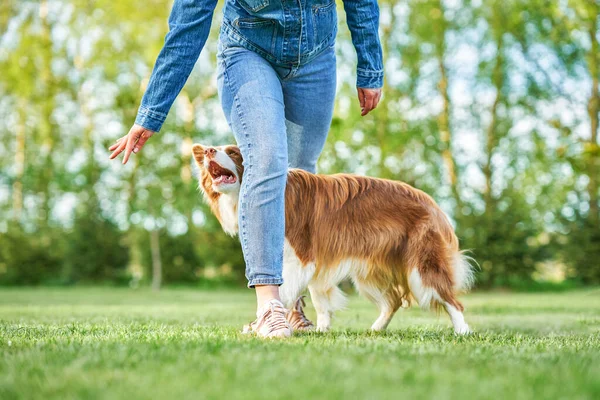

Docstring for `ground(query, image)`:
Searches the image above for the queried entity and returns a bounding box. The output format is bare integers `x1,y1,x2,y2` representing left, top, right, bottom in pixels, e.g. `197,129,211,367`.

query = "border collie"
192,144,475,334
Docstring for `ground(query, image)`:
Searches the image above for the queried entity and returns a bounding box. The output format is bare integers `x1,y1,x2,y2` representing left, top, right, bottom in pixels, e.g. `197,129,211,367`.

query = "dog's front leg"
308,285,346,332
280,242,315,307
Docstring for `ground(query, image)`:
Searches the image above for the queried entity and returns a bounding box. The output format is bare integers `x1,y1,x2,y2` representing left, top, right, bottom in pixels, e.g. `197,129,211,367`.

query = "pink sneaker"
243,299,292,338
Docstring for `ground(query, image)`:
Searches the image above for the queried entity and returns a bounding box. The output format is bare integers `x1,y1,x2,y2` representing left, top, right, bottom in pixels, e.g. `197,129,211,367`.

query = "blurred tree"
577,1,600,226
520,0,600,283
63,207,129,284
403,0,462,206
0,0,597,288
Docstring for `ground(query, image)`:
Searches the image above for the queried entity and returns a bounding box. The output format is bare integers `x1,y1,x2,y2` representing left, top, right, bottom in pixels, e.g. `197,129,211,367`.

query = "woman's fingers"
133,130,154,154
358,88,366,110
363,95,374,116
109,140,126,160
357,88,382,116
108,136,127,151
122,130,141,165
369,91,381,114
108,124,155,164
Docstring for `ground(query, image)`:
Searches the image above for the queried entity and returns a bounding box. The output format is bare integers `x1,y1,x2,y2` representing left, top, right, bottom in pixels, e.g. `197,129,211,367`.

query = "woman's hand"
357,87,382,116
109,124,155,164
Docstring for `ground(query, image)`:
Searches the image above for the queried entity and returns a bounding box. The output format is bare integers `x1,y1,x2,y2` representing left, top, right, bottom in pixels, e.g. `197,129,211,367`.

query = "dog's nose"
204,147,216,158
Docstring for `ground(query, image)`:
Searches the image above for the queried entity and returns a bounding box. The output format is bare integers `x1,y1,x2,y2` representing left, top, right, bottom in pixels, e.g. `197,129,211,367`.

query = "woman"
109,0,383,338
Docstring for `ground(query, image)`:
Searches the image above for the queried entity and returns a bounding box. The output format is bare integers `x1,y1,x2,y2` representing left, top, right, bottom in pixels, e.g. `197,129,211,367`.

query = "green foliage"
63,208,130,285
562,216,600,285
458,194,551,288
138,228,244,286
139,230,202,284
0,0,598,288
0,227,62,286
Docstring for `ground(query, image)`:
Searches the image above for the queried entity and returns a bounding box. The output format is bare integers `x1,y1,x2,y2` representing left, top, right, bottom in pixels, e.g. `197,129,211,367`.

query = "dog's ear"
192,144,205,166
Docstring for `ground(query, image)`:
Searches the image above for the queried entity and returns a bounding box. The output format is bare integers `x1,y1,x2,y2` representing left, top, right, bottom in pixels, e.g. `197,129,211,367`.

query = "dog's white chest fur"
218,194,239,236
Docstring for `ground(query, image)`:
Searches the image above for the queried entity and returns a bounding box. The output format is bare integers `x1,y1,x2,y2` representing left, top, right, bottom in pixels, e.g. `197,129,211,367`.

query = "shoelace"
287,295,314,330
255,301,290,335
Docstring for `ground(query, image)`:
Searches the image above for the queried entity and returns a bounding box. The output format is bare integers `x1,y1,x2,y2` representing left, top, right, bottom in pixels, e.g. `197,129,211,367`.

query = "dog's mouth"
207,161,237,185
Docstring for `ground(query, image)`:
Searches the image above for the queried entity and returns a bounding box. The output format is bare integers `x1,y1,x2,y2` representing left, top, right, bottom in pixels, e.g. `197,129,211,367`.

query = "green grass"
1,288,599,400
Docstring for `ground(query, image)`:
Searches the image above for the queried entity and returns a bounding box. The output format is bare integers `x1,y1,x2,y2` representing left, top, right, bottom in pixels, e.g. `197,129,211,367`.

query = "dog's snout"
204,147,216,158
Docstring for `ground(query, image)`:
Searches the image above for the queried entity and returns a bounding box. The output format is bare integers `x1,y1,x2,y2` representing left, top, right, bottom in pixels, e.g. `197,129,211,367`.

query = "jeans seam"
137,106,168,120
222,22,279,66
248,277,284,288
222,20,336,68
221,53,254,279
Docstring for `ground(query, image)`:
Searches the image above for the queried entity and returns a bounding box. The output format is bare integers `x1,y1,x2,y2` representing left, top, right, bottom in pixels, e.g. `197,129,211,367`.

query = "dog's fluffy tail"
452,251,477,292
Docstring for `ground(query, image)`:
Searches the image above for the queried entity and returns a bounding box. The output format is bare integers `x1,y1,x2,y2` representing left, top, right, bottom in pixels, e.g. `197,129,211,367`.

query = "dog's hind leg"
408,268,471,335
354,280,403,331
371,290,407,331
442,301,471,335
406,227,472,334
370,302,398,332
308,284,346,332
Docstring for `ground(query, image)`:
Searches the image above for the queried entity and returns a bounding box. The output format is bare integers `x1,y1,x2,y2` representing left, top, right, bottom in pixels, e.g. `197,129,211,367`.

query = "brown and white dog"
192,144,475,334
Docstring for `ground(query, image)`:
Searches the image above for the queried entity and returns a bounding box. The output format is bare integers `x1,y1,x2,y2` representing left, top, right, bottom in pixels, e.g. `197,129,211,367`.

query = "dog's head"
192,144,244,196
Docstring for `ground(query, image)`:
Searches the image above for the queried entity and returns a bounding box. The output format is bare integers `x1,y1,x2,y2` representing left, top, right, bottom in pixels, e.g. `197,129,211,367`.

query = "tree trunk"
433,0,461,210
12,100,26,221
586,4,599,224
375,4,393,179
38,0,57,222
127,161,143,284
150,229,162,292
484,30,504,218
180,91,194,186
78,81,99,204
124,77,146,287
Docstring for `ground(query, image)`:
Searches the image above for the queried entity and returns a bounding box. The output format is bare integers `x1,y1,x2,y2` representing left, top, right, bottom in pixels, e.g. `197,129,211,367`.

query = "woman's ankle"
255,285,281,311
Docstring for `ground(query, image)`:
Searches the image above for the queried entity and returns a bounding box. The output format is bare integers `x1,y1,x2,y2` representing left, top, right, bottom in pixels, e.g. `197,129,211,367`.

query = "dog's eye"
225,148,238,157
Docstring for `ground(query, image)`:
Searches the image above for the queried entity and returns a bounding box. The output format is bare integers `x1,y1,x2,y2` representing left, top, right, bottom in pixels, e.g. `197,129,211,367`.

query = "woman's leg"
217,44,288,310
266,47,336,326
279,46,337,172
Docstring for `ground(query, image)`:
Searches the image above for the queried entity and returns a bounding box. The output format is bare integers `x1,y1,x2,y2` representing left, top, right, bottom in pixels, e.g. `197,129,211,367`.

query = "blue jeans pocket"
237,0,270,13
233,17,277,54
312,1,337,46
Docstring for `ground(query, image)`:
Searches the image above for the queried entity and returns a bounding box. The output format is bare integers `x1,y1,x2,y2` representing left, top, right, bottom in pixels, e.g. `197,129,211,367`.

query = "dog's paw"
454,324,472,335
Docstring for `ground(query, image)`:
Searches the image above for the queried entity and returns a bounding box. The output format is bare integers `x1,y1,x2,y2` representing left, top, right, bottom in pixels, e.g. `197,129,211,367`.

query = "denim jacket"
136,0,384,132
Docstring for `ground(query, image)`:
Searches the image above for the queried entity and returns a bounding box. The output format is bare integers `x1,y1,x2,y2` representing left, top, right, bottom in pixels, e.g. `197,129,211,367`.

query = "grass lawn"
1,288,599,400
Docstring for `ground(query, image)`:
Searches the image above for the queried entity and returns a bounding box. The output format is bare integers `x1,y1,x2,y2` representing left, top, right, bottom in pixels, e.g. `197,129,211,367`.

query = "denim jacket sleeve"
135,0,218,132
341,0,384,89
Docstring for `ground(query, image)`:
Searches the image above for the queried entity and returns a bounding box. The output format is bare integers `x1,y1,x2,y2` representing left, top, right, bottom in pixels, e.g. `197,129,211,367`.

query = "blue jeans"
217,38,336,287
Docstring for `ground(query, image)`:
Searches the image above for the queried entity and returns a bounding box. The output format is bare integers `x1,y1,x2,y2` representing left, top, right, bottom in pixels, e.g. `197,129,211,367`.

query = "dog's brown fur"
192,143,474,332
284,169,464,312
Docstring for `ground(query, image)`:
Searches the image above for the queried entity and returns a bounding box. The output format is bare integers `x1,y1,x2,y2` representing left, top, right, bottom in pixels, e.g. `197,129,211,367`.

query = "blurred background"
0,0,598,290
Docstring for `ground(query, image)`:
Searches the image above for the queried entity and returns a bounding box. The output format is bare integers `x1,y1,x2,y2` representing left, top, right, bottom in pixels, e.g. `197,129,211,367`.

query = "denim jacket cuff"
356,68,384,89
135,106,166,133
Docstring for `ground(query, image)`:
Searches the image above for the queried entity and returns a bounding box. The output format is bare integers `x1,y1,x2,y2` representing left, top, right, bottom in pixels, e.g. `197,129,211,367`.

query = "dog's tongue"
207,160,236,184
208,161,226,176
